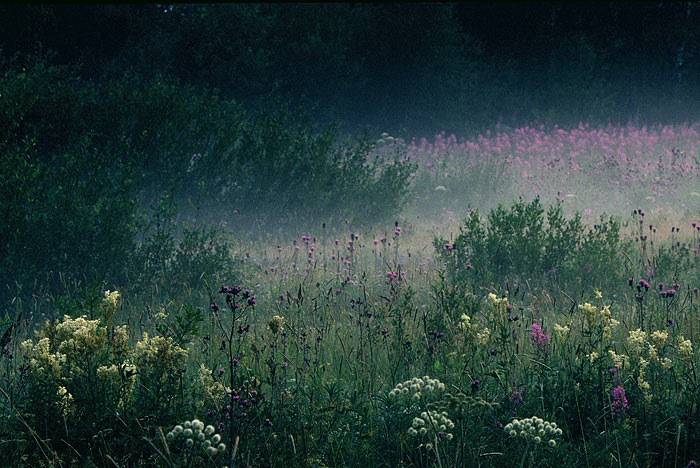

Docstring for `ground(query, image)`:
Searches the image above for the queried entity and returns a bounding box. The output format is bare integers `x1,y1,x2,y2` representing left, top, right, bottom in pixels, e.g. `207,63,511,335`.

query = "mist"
3,5,700,467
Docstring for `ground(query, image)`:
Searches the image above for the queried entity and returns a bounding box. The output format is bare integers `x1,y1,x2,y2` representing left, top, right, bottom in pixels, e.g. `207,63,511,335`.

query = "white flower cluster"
504,416,562,447
166,419,225,457
407,410,455,442
388,376,446,401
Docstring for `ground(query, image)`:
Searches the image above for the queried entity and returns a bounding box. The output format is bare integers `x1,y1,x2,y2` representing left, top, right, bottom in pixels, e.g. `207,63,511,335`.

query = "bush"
1,54,416,308
0,134,138,303
436,197,624,293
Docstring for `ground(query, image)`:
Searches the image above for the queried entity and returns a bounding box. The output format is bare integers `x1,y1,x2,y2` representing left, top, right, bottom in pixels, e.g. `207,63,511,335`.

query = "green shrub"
0,134,138,303
436,197,623,293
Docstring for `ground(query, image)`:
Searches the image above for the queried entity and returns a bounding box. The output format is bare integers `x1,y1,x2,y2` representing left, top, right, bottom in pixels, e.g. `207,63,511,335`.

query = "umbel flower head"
388,376,446,401
504,416,562,447
408,410,455,444
166,419,225,456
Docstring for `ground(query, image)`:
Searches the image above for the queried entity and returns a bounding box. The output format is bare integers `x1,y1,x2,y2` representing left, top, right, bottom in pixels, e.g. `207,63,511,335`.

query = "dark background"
2,2,698,137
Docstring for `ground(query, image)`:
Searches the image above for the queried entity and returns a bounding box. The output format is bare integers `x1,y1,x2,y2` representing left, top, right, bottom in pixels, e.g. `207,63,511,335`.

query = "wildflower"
554,323,570,341
101,290,120,322
268,315,284,334
608,350,627,369
611,385,629,416
529,323,550,353
588,351,599,363
504,416,562,445
509,386,525,405
579,302,597,328
678,336,693,363
627,329,647,355
476,327,490,345
651,330,668,349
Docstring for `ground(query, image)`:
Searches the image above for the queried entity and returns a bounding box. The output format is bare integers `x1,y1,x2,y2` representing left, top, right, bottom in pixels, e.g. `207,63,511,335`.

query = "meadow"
3,119,700,468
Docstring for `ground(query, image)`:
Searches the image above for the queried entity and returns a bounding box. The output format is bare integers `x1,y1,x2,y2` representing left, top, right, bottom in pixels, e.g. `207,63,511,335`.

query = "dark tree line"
1,3,699,135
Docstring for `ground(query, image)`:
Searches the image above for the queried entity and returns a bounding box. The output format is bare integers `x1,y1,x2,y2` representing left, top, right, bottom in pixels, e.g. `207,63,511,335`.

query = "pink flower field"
402,123,700,224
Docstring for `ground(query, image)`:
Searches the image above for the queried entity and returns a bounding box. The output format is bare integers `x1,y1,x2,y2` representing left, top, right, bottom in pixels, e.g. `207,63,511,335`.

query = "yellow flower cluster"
97,363,136,402
101,290,120,323
579,301,619,338
678,336,694,364
110,325,130,361
650,330,668,349
608,350,627,369
579,303,597,329
587,351,599,364
196,364,228,405
487,293,508,306
553,323,570,342
637,358,651,403
21,337,66,379
54,315,106,363
134,333,188,382
56,386,74,415
268,315,285,334
459,314,490,346
627,329,647,355
598,306,620,340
